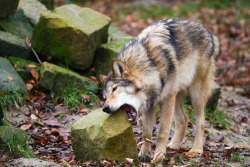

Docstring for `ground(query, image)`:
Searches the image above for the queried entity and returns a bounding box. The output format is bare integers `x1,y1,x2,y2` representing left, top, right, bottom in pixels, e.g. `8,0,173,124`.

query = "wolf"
100,18,220,162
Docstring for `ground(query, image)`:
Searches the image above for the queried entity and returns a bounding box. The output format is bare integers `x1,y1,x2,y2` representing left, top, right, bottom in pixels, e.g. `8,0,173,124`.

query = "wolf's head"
100,59,145,122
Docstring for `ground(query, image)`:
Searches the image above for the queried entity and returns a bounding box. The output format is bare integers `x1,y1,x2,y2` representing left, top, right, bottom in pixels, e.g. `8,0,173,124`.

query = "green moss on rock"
71,108,138,162
32,5,111,70
8,56,40,81
39,62,98,93
94,26,132,78
0,10,33,38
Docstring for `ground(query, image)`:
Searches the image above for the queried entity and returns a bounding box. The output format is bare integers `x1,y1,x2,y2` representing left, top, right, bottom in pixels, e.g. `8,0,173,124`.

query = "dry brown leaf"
31,69,39,81
125,158,134,164
26,83,34,91
20,124,32,131
28,64,39,68
6,76,13,80
184,152,200,157
30,113,38,120
145,138,154,144
137,141,145,145
82,94,90,102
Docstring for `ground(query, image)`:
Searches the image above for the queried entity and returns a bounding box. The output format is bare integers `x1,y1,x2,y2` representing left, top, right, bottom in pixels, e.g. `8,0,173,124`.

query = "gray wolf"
100,18,220,162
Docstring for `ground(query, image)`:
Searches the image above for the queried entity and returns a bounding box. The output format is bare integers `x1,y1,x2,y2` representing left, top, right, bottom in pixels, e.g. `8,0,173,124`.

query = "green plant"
206,109,230,127
0,91,23,107
190,160,199,167
55,83,99,108
59,114,66,121
6,132,35,158
230,153,244,163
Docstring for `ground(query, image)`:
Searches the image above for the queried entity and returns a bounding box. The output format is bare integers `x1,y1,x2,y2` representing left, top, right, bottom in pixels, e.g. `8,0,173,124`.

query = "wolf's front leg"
138,106,157,157
153,93,176,163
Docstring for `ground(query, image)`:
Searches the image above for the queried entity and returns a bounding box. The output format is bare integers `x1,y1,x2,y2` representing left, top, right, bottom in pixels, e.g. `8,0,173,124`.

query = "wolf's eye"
112,86,117,92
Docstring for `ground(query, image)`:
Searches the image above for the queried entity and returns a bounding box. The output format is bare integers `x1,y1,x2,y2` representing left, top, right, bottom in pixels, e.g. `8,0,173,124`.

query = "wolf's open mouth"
122,104,137,122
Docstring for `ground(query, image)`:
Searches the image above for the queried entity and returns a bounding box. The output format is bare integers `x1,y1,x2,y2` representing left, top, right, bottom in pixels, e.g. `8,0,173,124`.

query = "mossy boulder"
0,126,27,152
8,57,41,81
0,126,27,143
94,26,132,78
0,57,27,93
38,0,55,10
39,62,98,93
0,10,33,38
0,31,31,59
32,5,111,70
71,108,138,162
206,84,221,111
0,0,20,18
18,0,50,26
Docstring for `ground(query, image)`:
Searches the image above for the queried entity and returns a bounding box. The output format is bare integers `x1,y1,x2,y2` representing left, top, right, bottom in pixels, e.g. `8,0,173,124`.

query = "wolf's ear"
112,59,128,78
99,74,108,83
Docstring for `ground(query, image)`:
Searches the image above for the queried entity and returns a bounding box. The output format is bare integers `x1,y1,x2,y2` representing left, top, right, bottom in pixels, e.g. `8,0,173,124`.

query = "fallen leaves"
43,119,61,127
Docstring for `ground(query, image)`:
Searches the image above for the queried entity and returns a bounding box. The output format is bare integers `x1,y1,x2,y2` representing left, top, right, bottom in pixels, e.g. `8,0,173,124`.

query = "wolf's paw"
138,148,150,157
168,141,180,149
151,152,165,164
189,148,203,154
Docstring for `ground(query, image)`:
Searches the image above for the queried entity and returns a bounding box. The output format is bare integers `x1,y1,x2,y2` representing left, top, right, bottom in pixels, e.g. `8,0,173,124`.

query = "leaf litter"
2,0,250,166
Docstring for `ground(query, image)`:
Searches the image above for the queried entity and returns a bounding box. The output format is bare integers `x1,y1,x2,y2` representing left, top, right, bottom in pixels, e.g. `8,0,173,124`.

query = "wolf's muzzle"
103,105,111,113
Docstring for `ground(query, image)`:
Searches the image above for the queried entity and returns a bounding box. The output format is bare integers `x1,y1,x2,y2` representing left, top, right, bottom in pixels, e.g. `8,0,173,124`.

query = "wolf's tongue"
123,105,137,122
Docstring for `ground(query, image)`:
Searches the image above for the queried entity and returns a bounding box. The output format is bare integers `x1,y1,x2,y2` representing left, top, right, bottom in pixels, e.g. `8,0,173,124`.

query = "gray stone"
7,158,60,167
32,5,111,70
94,26,132,78
0,10,33,38
18,0,50,26
0,57,27,93
39,62,98,93
8,56,41,81
38,0,55,10
71,108,138,162
0,0,20,18
0,31,31,59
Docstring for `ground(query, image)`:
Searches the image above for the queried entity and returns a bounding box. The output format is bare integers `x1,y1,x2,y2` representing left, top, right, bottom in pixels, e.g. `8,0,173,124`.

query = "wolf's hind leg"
168,91,188,149
138,105,157,157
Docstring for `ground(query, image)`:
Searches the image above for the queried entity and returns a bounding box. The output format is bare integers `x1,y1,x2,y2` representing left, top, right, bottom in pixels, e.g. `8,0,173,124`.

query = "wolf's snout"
103,105,111,113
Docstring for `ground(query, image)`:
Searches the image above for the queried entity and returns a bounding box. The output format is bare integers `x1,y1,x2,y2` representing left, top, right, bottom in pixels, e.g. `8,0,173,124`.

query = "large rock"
0,10,33,38
38,0,55,10
0,126,27,153
0,126,27,143
18,0,50,26
0,31,31,59
0,0,20,18
71,108,138,162
32,5,111,70
39,62,98,93
8,56,41,81
94,26,132,78
0,57,27,93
